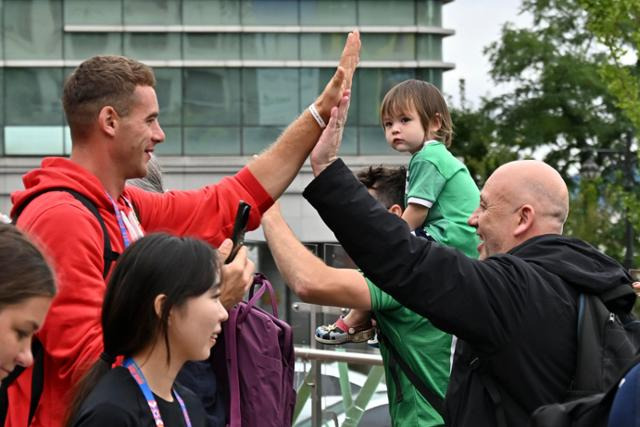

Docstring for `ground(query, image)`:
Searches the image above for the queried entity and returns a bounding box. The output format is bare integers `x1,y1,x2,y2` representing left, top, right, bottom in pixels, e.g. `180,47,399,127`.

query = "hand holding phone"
225,201,251,264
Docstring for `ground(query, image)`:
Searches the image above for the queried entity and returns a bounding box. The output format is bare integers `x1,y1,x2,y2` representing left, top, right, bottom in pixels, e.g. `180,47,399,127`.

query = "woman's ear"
153,294,167,319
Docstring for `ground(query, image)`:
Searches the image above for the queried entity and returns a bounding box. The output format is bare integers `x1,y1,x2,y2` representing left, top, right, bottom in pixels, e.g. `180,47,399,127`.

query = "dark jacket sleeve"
303,159,532,352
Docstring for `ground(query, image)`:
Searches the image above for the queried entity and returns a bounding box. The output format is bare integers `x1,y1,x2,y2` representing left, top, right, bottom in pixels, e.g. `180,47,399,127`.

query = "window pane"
361,34,415,61
243,69,299,126
0,69,3,127
154,68,182,126
417,68,443,90
242,126,282,154
358,126,395,155
300,0,356,25
5,68,63,125
124,33,181,61
300,34,345,61
185,127,241,155
241,1,298,25
183,0,241,25
64,0,121,25
184,34,240,60
358,69,415,126
184,69,241,126
242,34,298,61
123,0,180,25
358,0,414,25
417,0,442,27
4,0,62,60
417,34,442,61
64,33,123,60
64,126,71,155
340,126,358,155
5,126,64,155
155,126,182,155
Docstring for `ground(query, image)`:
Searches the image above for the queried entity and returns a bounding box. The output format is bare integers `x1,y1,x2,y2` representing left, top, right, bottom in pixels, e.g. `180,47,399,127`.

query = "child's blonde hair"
380,79,453,147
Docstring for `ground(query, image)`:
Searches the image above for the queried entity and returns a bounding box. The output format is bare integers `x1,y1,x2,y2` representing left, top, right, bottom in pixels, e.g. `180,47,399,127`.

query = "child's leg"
315,309,374,345
343,308,371,328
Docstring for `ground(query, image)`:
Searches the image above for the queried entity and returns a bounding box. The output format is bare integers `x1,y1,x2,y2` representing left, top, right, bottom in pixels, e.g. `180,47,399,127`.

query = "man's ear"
513,204,535,237
153,294,167,320
388,204,403,218
97,106,119,137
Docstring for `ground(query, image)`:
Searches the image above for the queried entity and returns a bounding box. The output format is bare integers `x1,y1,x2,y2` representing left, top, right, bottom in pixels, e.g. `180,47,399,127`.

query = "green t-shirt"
368,277,453,427
406,141,480,257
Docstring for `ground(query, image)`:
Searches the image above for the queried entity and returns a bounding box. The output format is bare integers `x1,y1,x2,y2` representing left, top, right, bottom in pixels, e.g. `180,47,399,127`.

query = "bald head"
489,160,569,232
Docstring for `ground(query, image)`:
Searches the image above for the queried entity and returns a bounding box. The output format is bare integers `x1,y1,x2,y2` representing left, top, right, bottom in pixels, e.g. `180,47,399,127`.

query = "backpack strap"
0,338,44,426
469,356,530,427
4,188,121,425
12,187,120,279
28,338,44,425
225,306,242,427
377,327,445,417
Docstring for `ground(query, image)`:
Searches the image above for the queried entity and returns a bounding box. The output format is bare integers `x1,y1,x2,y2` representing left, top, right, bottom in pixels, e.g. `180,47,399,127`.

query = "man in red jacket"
6,32,360,427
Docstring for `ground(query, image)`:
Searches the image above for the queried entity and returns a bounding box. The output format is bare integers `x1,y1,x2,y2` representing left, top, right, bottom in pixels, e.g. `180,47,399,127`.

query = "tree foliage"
451,0,640,266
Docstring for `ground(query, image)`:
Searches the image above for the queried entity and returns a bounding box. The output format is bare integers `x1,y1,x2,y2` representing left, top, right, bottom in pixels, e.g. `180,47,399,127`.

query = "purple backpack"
213,273,296,427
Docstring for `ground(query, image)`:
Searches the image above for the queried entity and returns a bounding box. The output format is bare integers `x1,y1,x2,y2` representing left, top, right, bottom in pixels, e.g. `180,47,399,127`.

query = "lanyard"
123,358,192,427
106,193,131,248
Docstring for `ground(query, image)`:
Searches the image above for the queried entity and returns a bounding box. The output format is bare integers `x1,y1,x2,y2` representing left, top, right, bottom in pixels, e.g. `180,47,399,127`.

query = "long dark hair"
66,233,221,425
0,224,55,309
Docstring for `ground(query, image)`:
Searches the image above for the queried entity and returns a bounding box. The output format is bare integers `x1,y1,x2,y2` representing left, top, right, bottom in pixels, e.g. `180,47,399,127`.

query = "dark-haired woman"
67,233,235,426
0,224,55,384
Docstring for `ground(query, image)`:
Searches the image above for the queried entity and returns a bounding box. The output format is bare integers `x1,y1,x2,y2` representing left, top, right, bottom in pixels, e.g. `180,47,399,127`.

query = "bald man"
300,114,633,427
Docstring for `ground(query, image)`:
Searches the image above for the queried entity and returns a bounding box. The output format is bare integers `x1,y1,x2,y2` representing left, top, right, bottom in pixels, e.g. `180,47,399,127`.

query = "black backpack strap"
62,189,119,279
28,338,44,425
0,338,44,426
377,327,445,417
12,187,119,279
469,356,530,427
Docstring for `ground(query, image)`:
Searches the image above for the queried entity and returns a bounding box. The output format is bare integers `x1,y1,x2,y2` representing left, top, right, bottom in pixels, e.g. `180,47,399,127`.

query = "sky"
442,0,532,108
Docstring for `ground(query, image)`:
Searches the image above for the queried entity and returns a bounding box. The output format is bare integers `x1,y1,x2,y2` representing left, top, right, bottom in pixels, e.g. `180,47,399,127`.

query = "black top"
303,159,633,427
72,366,207,427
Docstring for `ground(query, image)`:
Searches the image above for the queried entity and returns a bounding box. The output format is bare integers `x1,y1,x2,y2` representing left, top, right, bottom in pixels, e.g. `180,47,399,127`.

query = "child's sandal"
314,316,375,345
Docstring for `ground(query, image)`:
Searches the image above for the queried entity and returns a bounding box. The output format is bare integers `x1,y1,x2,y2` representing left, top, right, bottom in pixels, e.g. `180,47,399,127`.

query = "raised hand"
311,90,351,176
314,31,360,119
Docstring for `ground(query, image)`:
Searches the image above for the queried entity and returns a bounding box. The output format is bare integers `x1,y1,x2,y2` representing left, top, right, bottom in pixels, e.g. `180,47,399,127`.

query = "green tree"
578,0,640,132
449,79,518,187
454,0,640,265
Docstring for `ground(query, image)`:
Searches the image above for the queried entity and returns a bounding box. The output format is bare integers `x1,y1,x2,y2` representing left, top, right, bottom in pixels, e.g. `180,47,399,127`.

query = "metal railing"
292,302,387,427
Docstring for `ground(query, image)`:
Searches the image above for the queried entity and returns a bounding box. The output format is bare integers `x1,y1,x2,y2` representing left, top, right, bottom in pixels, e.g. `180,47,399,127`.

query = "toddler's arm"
402,203,429,231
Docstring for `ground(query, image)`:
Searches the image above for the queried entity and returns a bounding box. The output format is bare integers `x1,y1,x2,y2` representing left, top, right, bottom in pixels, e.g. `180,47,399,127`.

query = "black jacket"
303,159,633,426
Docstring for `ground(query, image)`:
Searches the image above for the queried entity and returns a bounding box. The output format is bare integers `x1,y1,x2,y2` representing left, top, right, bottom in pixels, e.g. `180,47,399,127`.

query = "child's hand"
311,91,351,176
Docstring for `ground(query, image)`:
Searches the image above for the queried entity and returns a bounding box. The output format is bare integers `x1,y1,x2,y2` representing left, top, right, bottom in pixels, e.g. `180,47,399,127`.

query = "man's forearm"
262,211,326,299
262,210,372,309
248,111,323,200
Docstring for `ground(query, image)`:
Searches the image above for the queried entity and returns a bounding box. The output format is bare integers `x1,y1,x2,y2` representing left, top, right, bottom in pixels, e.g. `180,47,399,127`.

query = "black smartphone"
225,201,251,264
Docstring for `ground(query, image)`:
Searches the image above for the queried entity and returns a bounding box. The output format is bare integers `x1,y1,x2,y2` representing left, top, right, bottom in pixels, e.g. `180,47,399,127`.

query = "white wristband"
308,103,326,129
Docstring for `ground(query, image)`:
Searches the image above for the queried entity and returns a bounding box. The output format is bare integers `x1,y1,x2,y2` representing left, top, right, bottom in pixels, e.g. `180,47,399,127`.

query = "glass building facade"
0,0,453,156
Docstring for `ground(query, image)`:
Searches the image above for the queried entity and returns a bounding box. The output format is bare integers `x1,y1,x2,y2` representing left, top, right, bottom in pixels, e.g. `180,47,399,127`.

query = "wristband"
308,103,327,129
